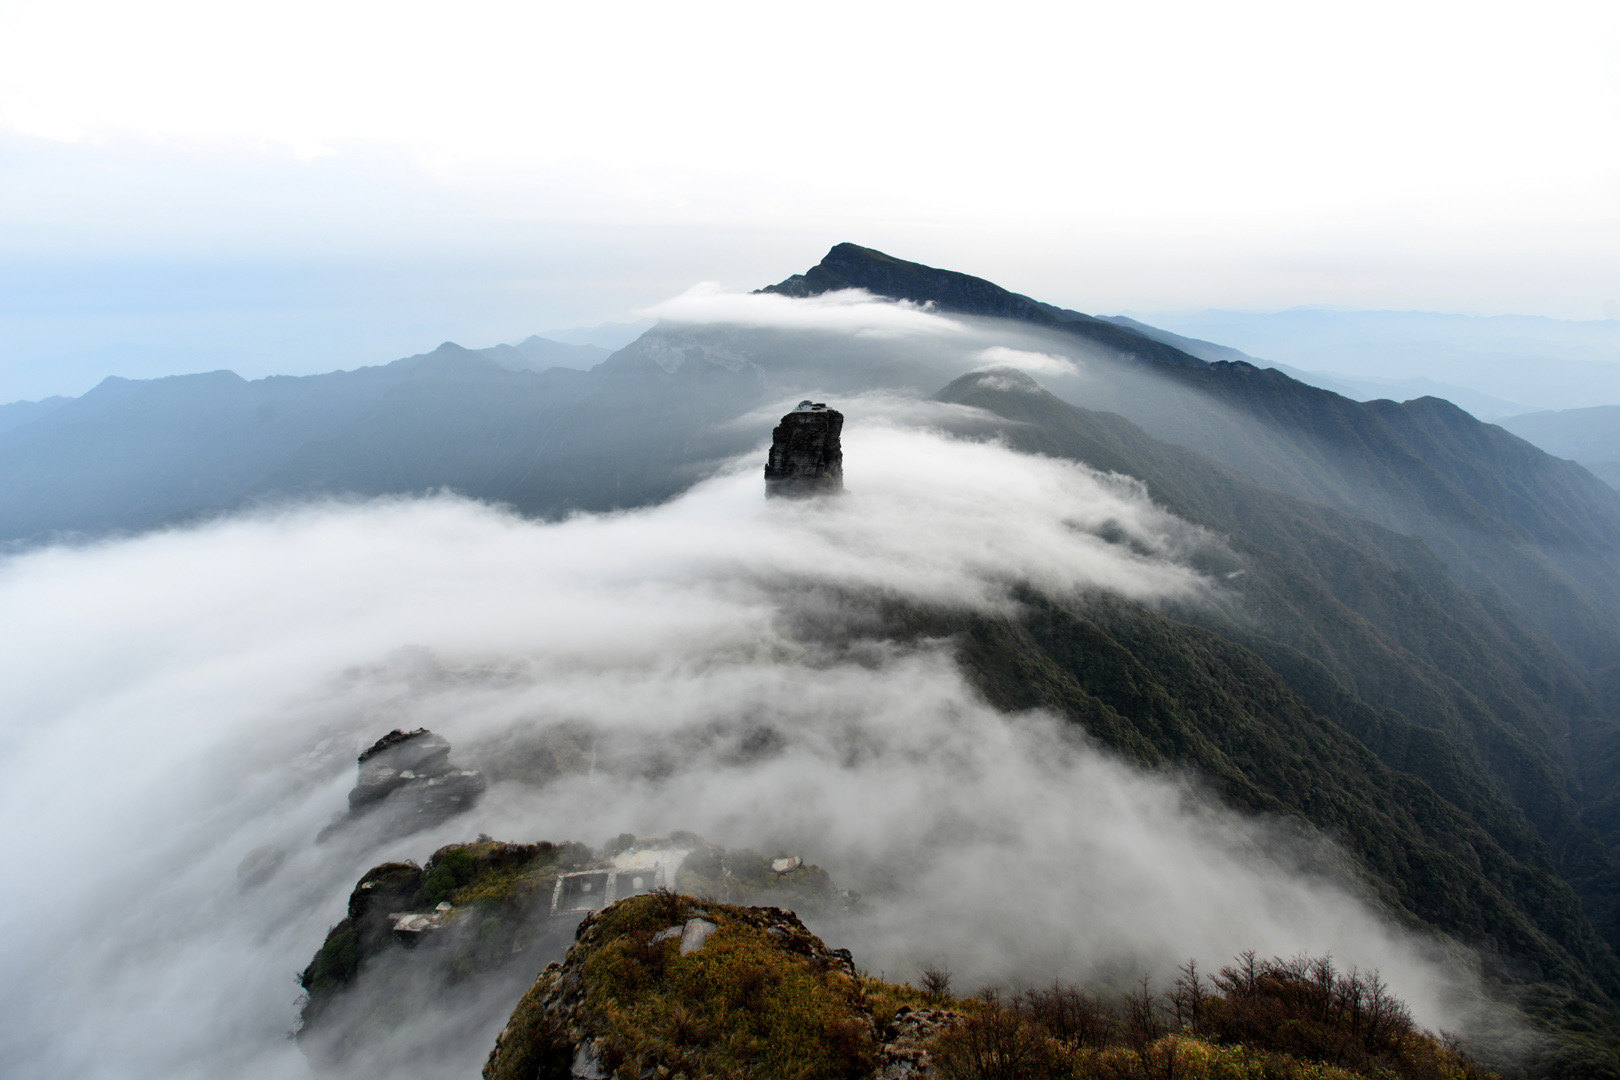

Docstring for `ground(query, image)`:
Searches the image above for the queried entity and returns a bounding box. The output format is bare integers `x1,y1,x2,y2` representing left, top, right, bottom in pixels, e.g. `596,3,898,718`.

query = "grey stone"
570,1041,607,1079
678,918,718,955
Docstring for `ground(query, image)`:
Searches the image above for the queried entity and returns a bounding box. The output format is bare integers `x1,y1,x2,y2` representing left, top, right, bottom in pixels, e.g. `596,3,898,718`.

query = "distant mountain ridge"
0,336,643,541
767,244,1620,676
764,242,1207,369
1101,314,1531,419
474,334,610,373
0,394,70,436
1130,306,1620,412
1499,406,1620,490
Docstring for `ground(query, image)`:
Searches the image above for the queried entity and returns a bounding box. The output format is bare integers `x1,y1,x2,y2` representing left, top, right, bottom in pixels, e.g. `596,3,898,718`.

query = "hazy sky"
2,0,1618,399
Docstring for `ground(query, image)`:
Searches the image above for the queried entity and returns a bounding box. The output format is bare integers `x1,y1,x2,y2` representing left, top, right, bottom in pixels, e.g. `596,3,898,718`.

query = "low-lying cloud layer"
0,420,1495,1078
641,283,968,338
973,345,1082,376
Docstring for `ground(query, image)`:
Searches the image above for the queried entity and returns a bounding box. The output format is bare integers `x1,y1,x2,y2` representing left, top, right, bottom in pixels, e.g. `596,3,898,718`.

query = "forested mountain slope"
935,369,1620,954
770,244,1620,674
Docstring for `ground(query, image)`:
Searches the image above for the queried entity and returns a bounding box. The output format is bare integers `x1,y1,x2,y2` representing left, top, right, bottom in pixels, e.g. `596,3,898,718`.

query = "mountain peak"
389,341,509,377
762,243,1036,318
763,244,1209,369
944,367,1047,396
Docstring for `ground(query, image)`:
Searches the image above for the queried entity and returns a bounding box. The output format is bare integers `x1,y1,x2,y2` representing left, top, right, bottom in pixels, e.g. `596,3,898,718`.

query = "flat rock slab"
679,918,718,955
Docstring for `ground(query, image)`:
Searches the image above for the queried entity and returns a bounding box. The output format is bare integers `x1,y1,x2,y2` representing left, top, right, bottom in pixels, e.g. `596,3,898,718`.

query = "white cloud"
640,283,967,338
0,423,1503,1077
973,345,1081,376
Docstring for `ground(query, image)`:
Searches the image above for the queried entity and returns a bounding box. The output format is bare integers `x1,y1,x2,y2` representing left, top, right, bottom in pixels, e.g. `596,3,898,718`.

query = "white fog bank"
0,420,1501,1078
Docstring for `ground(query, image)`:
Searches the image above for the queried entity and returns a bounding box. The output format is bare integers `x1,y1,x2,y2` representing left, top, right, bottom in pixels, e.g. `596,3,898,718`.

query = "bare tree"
920,963,953,1005
933,989,1054,1080
1170,960,1207,1034
1014,980,1117,1049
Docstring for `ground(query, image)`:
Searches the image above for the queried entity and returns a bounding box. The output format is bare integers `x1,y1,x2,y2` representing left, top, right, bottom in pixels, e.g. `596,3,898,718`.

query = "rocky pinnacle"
764,400,844,498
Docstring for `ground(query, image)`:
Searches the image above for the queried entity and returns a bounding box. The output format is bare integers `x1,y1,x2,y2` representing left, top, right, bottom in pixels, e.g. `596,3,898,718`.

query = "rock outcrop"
484,893,879,1080
296,835,848,1074
297,841,591,1071
765,401,844,497
321,727,485,841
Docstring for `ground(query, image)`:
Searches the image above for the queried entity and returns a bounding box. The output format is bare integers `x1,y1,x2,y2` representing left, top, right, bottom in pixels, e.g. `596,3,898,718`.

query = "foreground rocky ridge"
483,893,1501,1080
485,894,879,1080
297,832,842,1071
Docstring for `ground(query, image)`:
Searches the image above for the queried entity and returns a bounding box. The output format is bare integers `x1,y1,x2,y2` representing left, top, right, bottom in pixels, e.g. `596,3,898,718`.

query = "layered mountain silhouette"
1500,405,1620,490
767,245,1620,675
7,244,1620,1068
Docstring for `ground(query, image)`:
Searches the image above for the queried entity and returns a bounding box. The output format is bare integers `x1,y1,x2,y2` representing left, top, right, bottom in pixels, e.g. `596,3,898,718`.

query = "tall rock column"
765,401,844,498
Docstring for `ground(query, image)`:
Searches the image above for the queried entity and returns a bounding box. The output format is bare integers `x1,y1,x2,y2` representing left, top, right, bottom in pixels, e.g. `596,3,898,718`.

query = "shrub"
933,990,1064,1080
299,921,360,998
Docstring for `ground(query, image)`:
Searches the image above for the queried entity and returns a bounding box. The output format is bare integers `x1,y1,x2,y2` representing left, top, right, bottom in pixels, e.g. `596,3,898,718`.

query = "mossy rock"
300,860,424,1014
421,840,588,908
298,840,590,1046
485,893,876,1080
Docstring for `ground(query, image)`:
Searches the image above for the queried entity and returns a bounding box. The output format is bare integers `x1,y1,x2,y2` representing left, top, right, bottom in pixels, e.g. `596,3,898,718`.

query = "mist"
642,283,968,338
1134,307,1620,413
0,415,1506,1078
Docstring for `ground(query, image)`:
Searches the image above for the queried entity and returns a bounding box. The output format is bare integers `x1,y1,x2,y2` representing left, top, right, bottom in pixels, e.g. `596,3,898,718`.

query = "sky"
2,0,1619,400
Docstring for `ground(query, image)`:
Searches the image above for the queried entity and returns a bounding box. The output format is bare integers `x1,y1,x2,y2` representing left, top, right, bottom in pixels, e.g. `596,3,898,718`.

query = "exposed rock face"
323,728,485,841
350,728,452,808
765,401,844,498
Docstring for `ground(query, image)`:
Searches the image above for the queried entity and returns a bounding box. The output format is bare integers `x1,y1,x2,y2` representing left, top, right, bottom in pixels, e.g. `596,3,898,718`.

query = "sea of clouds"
0,413,1502,1078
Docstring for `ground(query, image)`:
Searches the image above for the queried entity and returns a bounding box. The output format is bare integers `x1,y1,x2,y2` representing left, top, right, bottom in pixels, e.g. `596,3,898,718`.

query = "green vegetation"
299,923,360,999
862,973,964,1028
420,839,586,909
486,895,1506,1080
297,840,589,1057
298,835,853,1072
487,892,876,1080
298,860,424,1012
950,594,1612,993
925,374,1620,1067
580,895,874,1079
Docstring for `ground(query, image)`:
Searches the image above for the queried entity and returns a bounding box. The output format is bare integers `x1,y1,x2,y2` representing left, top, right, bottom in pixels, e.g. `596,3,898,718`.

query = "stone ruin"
764,400,844,498
551,844,692,916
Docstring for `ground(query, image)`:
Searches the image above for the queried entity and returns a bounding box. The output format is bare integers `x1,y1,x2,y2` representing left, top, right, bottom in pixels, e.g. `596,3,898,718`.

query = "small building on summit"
549,845,692,916
765,401,844,498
